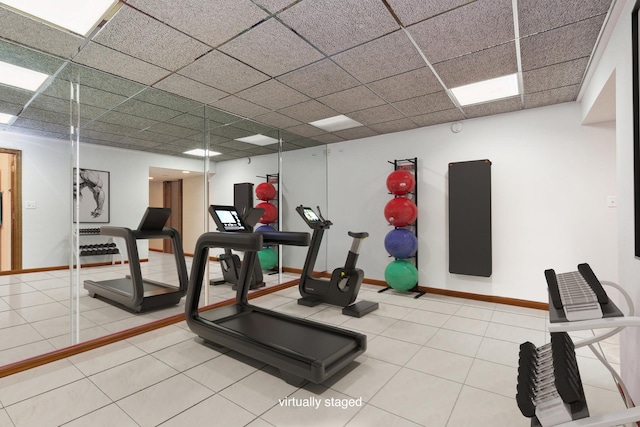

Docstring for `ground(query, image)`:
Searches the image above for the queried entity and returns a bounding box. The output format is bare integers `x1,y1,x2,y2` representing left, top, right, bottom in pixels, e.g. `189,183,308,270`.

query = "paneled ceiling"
0,0,615,160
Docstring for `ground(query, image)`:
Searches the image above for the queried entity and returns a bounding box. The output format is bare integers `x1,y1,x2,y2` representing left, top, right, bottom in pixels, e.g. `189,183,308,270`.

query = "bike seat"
348,231,369,239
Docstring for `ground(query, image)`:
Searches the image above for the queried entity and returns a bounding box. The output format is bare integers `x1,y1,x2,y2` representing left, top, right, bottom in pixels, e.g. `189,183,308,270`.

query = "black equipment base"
85,278,182,312
342,301,379,318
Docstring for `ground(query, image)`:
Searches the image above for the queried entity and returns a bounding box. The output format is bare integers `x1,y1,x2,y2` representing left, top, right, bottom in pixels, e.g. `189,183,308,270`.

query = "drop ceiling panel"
165,113,206,131
254,0,296,13
236,79,309,110
218,140,255,150
130,129,179,143
317,85,386,113
20,106,68,126
393,91,456,117
518,0,612,36
0,38,65,74
278,0,399,56
128,0,268,47
219,18,324,77
93,6,210,71
284,123,326,138
153,74,228,105
462,96,522,118
369,118,418,134
407,0,515,64
311,133,344,144
332,31,425,83
81,128,127,143
211,96,270,118
83,120,143,137
134,89,202,114
0,85,32,107
92,110,158,130
0,99,23,115
62,64,146,98
113,98,180,122
12,117,69,134
276,59,360,98
278,99,338,123
368,67,443,103
332,126,378,140
524,85,580,109
0,7,83,59
347,104,404,125
74,42,170,86
179,50,269,94
520,15,605,71
146,122,200,139
385,0,474,26
247,145,278,155
523,57,589,93
410,108,465,127
433,42,518,88
252,111,302,129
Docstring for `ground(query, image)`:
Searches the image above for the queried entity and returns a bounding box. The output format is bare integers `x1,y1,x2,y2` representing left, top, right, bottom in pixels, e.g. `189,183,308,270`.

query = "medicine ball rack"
379,157,423,299
257,173,280,275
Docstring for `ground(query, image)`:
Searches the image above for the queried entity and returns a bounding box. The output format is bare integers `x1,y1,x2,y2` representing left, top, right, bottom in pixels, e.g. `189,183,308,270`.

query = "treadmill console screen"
302,207,321,223
210,206,247,232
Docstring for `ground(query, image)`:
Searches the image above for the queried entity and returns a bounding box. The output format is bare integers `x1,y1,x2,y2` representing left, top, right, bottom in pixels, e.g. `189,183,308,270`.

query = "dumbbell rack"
76,228,122,265
519,278,640,426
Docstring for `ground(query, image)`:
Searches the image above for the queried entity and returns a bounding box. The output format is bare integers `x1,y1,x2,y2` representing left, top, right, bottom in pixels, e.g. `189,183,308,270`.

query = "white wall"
581,0,640,403
325,102,616,303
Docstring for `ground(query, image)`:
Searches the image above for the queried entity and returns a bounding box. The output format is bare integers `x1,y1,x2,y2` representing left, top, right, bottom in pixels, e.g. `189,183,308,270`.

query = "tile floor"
0,253,630,427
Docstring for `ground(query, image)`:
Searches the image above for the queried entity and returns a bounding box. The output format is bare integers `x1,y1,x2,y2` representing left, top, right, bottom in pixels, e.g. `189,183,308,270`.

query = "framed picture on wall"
73,168,110,223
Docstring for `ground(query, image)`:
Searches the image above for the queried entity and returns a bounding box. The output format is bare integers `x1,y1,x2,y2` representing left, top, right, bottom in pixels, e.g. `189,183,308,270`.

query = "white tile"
40,287,72,302
379,320,438,345
0,310,27,328
151,337,220,372
490,310,547,331
454,304,494,321
4,378,110,427
446,385,529,426
426,329,483,358
345,404,421,427
0,340,55,367
219,369,299,416
47,324,111,349
160,394,255,427
184,351,263,392
2,292,55,309
14,302,68,323
0,324,45,352
582,384,627,417
68,340,146,376
464,359,517,398
63,404,139,427
80,305,136,325
245,418,275,427
271,300,326,318
405,346,474,383
0,409,12,426
0,359,84,406
12,272,55,282
326,355,401,402
100,314,158,333
117,374,213,427
369,368,461,426
484,323,546,345
368,302,410,320
250,294,292,310
462,299,497,309
307,306,351,326
493,303,547,318
381,294,425,308
401,309,450,327
0,283,35,297
125,325,195,353
31,314,98,339
575,355,619,391
417,299,461,315
341,314,398,335
26,277,68,291
89,355,178,400
442,315,489,336
475,337,520,367
0,276,25,286
262,385,362,427
366,335,421,366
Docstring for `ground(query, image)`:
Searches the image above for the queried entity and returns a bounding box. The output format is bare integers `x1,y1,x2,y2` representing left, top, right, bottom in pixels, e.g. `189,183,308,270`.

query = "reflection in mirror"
204,106,283,304
280,131,329,275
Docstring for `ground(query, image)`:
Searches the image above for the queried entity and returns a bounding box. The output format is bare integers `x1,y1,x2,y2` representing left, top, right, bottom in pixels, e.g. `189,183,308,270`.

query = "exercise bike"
209,205,265,290
296,205,378,317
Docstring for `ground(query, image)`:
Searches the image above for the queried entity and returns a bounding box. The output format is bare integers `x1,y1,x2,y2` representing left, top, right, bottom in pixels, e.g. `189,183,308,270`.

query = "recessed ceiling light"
182,170,190,174
0,61,49,91
309,115,363,132
0,0,117,36
450,73,520,106
0,113,16,124
148,176,154,180
235,134,279,146
183,149,221,157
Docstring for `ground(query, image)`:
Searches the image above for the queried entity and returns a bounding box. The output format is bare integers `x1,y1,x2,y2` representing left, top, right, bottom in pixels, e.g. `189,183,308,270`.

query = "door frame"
0,148,22,271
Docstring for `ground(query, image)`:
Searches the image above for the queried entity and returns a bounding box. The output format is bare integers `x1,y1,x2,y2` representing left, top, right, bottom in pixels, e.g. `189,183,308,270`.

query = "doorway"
163,180,183,254
0,148,22,271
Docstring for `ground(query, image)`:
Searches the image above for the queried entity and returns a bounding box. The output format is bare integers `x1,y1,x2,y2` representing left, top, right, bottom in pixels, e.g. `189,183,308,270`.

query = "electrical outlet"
25,201,36,209
607,196,617,207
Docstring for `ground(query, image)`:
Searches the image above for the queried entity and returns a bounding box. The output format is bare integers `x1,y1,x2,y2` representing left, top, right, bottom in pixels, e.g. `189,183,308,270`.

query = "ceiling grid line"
511,0,525,107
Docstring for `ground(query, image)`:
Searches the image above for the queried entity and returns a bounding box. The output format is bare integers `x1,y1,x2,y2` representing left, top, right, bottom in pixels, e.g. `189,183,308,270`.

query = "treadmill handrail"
257,230,310,246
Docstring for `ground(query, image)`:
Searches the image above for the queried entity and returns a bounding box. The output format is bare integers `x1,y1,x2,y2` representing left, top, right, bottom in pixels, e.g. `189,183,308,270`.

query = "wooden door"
163,180,182,253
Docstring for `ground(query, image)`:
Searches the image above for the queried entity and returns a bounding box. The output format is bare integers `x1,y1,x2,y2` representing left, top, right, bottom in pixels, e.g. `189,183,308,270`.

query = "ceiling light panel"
309,115,363,132
0,61,49,91
1,0,117,36
183,148,221,157
450,73,520,106
0,112,16,124
235,134,279,146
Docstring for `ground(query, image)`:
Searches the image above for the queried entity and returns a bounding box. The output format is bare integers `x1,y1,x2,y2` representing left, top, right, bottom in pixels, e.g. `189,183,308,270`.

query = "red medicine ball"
255,182,276,201
384,197,417,227
386,170,416,196
256,201,278,224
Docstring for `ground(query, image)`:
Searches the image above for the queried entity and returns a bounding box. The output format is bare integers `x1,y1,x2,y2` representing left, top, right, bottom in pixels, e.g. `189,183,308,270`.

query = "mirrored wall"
0,38,328,369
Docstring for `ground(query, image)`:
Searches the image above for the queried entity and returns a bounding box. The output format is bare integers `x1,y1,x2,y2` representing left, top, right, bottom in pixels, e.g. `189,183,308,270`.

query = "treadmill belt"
219,311,358,364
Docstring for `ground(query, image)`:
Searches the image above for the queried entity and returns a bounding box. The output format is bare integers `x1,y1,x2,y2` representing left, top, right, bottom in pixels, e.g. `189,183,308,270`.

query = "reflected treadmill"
186,208,367,385
84,207,188,313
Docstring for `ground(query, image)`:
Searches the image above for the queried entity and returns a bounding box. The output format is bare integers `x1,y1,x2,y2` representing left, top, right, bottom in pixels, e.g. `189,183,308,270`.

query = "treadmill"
84,207,189,312
186,205,367,385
